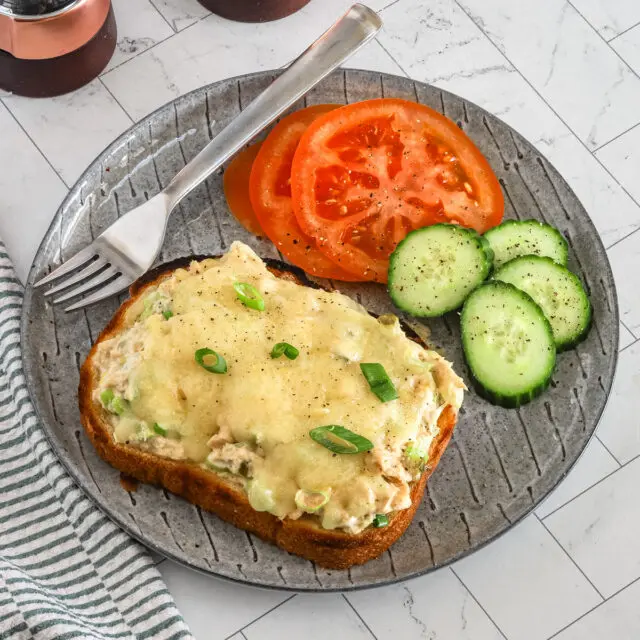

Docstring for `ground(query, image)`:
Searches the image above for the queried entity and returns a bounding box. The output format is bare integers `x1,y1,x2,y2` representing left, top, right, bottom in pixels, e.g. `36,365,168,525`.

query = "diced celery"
405,440,429,472
100,388,115,408
136,422,154,441
110,396,127,416
247,480,276,512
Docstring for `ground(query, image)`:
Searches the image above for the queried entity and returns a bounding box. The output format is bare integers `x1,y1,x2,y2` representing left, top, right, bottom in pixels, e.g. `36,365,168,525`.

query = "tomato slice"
291,98,504,282
249,104,361,281
224,142,264,237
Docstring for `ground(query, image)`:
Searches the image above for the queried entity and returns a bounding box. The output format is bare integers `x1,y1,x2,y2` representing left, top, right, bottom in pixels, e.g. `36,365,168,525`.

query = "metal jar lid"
0,0,78,17
0,0,110,59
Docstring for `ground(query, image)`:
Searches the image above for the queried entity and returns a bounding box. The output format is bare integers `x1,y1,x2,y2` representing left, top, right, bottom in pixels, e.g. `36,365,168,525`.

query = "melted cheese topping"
93,242,464,533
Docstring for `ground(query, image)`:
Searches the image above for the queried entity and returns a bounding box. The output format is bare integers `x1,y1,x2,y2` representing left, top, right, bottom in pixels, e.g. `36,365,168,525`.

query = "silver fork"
34,4,382,312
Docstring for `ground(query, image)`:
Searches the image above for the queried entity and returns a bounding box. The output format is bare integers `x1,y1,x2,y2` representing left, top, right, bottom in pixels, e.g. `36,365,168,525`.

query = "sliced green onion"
295,489,330,513
100,389,115,407
195,348,227,374
271,342,299,360
153,423,168,436
360,363,398,403
309,425,373,455
162,310,173,320
372,514,389,528
234,282,265,311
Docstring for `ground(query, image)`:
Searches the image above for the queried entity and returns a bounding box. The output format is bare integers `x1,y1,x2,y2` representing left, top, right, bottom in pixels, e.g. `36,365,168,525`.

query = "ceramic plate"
21,70,618,591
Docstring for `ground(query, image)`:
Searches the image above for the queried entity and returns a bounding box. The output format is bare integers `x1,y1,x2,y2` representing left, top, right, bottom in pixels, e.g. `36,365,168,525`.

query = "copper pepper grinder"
0,0,117,97
198,0,311,23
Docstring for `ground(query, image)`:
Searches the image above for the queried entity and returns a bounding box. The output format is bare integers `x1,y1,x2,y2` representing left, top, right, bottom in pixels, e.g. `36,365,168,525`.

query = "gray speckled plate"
21,70,618,592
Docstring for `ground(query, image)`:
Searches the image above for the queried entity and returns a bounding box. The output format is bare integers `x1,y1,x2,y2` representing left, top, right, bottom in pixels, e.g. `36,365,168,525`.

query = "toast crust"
78,258,458,569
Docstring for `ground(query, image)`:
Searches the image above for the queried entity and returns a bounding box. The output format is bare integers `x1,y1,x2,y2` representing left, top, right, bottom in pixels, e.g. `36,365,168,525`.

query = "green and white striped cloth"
0,240,193,640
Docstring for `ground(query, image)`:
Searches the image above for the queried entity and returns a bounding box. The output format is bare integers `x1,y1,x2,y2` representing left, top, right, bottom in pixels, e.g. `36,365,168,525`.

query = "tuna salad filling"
92,242,464,534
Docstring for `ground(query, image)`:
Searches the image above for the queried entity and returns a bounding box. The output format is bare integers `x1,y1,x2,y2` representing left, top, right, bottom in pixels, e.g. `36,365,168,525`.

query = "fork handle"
162,3,382,211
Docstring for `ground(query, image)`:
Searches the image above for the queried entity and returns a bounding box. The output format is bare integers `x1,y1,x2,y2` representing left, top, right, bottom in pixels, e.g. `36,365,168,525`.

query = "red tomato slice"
249,104,361,281
224,142,264,237
291,99,504,282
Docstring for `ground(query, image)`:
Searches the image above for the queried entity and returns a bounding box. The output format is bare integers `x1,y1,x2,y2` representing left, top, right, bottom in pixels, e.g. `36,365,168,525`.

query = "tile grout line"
98,78,135,124
451,0,640,217
541,452,639,521
620,335,640,353
370,38,407,75
620,318,635,335
568,0,640,91
547,574,640,639
606,18,640,43
567,0,640,146
379,0,402,12
449,567,509,640
223,594,297,640
620,318,639,341
536,513,605,600
342,594,379,640
592,120,640,153
375,40,410,79
593,435,622,467
104,0,401,82
100,30,177,78
100,7,215,79
147,0,178,33
603,224,640,253
0,101,70,189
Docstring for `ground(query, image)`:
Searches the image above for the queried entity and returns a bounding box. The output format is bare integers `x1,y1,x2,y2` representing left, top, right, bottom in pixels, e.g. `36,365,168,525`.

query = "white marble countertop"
2,0,640,638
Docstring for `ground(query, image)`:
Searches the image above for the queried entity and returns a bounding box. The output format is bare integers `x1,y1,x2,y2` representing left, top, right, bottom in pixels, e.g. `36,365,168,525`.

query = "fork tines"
34,246,129,312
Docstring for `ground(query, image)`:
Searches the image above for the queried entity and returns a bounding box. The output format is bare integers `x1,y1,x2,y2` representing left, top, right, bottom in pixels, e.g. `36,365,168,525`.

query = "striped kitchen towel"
0,240,193,640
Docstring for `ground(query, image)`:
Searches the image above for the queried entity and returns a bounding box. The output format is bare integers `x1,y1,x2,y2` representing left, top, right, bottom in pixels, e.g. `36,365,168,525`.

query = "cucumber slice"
493,256,591,351
388,224,494,317
484,219,568,269
461,281,556,408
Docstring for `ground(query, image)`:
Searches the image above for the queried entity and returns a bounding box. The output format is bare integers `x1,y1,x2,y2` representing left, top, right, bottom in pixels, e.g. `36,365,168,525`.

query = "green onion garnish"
195,348,227,374
153,423,168,436
234,282,265,311
360,363,398,403
271,342,299,360
372,514,389,528
162,310,173,320
309,425,373,455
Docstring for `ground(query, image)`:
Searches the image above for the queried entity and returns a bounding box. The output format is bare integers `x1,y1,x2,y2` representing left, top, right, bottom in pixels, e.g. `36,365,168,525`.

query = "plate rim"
20,68,620,592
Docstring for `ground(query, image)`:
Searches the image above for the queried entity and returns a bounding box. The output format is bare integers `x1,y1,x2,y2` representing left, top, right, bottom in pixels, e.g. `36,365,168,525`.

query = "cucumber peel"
388,224,494,317
461,281,556,408
493,255,591,351
484,219,568,269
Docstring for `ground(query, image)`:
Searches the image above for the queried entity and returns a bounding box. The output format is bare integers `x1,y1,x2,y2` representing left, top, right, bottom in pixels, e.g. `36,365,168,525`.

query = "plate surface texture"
21,70,618,591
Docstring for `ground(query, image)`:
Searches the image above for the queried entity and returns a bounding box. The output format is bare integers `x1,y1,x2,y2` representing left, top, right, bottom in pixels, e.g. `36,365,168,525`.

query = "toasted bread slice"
79,258,458,569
